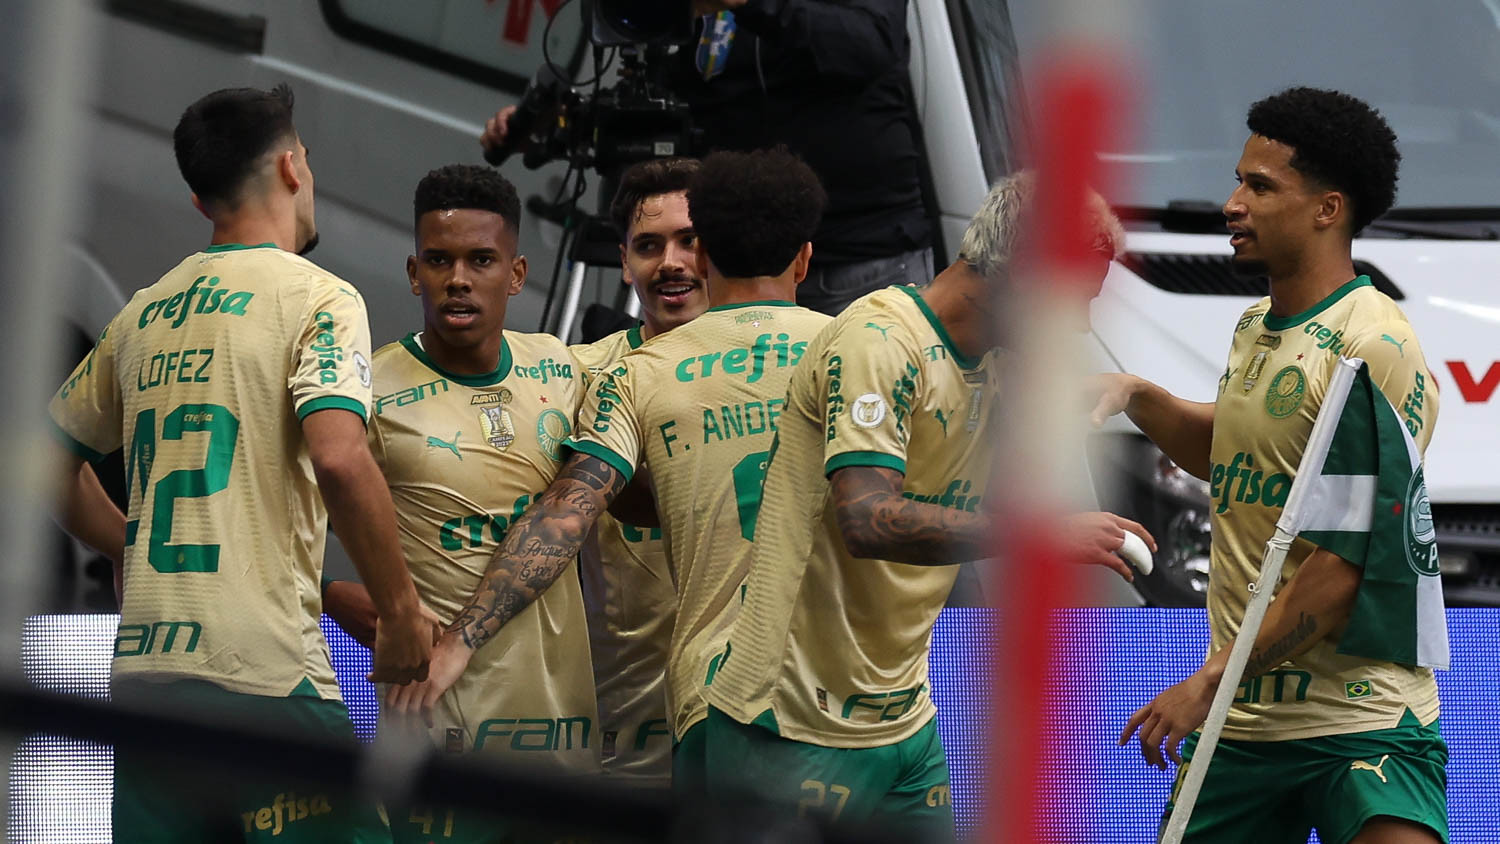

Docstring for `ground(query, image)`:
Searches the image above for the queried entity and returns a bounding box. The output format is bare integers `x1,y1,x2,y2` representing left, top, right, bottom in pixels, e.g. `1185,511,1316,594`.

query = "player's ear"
406,256,421,296
1314,190,1345,232
190,194,212,221
508,255,528,296
276,149,301,193
791,242,814,285
619,244,633,287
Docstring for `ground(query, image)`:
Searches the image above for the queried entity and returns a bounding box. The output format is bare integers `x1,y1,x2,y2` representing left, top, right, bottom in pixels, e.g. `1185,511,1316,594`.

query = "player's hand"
323,579,379,648
385,633,473,728
1118,668,1216,770
479,105,517,155
1058,512,1155,582
369,604,438,685
1085,373,1142,427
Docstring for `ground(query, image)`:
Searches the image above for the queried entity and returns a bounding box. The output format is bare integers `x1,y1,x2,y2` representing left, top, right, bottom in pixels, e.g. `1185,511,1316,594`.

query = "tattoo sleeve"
448,453,626,650
830,465,988,565
1242,611,1319,679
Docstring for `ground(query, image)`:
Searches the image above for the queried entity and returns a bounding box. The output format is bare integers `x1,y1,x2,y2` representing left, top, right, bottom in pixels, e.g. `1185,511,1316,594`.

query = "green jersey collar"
627,324,644,349
1263,276,1373,331
400,332,512,386
896,285,983,370
705,299,798,313
204,242,277,253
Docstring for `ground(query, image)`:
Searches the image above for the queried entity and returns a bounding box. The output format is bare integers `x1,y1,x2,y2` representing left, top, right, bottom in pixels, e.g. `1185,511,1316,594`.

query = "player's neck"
206,206,296,253
705,274,796,308
420,330,505,377
1266,252,1358,318
921,262,995,359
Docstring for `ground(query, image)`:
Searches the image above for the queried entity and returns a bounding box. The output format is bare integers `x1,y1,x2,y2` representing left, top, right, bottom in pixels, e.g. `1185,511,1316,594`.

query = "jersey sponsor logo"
1350,755,1391,784
444,728,465,753
1236,311,1265,332
426,431,462,460
864,322,892,340
114,619,202,657
1400,371,1429,437
375,378,448,415
311,312,345,385
890,362,919,436
926,785,952,808
1403,466,1439,577
591,368,626,433
137,275,253,330
1380,334,1407,357
535,408,572,460
1254,333,1281,349
840,684,925,722
1263,365,1306,418
1345,680,1374,699
438,494,532,550
353,350,372,387
239,791,334,837
902,479,982,512
474,716,592,751
850,393,886,428
673,333,809,384
512,357,574,383
1234,668,1311,704
1218,364,1238,396
1209,452,1292,515
825,355,845,442
1302,320,1348,356
923,344,948,362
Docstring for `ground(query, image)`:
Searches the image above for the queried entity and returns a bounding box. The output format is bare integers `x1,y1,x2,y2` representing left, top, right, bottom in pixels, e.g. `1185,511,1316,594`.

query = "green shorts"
702,706,953,841
112,677,390,843
672,719,709,797
1162,712,1448,844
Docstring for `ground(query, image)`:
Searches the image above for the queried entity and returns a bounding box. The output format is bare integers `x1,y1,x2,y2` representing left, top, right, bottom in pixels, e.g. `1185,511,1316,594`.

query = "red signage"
1446,361,1500,403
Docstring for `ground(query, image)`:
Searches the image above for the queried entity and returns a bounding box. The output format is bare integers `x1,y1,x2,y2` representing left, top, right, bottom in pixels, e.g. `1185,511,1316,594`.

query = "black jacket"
668,0,931,266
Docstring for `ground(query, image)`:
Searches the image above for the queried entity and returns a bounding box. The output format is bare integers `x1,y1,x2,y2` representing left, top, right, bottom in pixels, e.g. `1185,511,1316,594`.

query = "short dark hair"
609,157,701,241
687,147,826,278
412,164,522,235
173,84,298,207
1247,87,1400,234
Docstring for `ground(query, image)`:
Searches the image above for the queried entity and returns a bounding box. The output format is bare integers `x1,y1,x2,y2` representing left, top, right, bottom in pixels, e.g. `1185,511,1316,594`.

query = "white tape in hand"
1117,531,1154,576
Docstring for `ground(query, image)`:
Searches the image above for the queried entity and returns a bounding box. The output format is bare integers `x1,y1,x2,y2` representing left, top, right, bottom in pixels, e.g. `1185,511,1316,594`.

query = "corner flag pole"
1160,357,1362,844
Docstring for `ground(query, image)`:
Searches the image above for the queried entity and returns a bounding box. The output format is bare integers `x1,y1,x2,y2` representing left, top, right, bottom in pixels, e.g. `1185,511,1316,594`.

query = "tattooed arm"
830,465,988,564
385,452,626,723
1119,548,1362,769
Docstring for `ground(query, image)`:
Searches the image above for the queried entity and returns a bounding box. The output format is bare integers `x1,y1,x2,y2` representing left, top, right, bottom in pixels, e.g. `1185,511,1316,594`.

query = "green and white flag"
1280,357,1449,669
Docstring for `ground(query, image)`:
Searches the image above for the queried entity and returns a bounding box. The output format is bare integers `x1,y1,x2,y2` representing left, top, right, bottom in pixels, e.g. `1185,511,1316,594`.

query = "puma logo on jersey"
935,409,951,435
865,322,892,340
426,431,462,459
1381,334,1407,357
1350,755,1390,783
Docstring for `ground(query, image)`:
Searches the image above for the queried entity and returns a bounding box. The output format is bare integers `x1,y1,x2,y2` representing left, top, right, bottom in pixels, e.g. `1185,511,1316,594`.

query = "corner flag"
1287,357,1449,670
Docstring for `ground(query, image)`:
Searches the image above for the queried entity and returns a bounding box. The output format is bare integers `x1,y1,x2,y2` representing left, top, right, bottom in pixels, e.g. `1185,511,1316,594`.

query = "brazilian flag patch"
1345,680,1374,699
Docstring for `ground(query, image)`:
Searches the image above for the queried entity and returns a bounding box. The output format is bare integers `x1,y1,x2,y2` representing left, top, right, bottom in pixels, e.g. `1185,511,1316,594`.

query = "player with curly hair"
1096,87,1447,843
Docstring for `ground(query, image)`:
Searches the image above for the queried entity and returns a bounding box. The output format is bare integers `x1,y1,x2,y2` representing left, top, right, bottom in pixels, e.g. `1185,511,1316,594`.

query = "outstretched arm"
386,452,626,723
1089,373,1216,480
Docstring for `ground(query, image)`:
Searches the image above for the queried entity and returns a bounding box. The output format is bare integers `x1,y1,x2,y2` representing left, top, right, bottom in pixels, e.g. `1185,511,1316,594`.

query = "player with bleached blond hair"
700,170,1144,838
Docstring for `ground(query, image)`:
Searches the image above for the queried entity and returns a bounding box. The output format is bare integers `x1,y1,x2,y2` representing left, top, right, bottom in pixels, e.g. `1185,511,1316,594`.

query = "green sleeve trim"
297,395,368,423
824,450,907,477
320,576,334,596
563,439,636,484
1262,276,1373,330
48,420,107,463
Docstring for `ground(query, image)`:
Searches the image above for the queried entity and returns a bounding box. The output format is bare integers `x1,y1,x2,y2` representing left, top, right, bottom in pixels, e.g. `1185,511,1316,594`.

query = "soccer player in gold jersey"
48,84,431,843
700,172,1141,838
373,165,605,841
570,157,709,788
418,148,833,797
1097,88,1446,844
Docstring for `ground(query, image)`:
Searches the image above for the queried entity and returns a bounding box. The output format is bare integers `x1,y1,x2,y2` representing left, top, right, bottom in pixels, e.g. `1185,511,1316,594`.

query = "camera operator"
481,0,932,316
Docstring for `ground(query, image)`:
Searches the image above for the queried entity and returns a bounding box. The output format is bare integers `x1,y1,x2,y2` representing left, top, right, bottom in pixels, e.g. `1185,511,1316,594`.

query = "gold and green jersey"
368,331,599,774
49,244,374,700
1208,276,1440,741
570,325,675,784
567,302,831,739
705,285,999,749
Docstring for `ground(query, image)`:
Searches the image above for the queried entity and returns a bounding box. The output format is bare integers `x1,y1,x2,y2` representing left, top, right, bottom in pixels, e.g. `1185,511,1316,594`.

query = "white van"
70,0,1499,608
